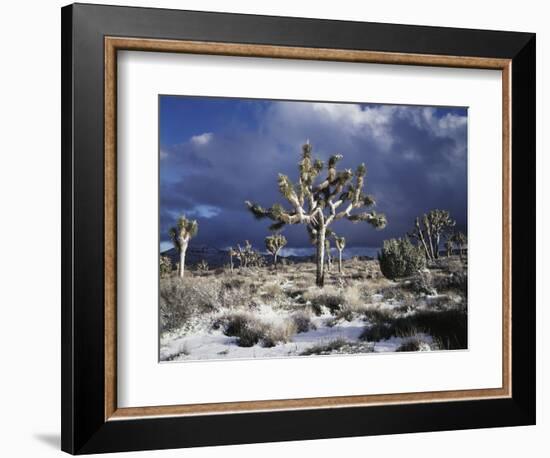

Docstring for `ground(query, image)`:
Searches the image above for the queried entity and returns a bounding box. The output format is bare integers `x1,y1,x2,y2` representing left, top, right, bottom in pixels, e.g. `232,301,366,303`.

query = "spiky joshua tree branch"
169,215,198,278
246,141,386,286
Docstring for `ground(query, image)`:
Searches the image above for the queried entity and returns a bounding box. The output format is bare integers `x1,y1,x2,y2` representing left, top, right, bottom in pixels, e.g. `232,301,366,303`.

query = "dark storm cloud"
159,99,467,253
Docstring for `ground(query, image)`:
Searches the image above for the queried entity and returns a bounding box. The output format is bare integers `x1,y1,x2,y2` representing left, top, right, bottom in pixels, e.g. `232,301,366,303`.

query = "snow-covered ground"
160,302,434,362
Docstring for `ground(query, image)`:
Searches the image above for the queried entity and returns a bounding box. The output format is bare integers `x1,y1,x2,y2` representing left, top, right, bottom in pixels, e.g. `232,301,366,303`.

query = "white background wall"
0,1,544,456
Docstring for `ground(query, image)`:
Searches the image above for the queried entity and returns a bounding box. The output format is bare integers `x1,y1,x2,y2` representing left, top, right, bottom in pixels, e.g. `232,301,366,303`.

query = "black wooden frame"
61,3,536,454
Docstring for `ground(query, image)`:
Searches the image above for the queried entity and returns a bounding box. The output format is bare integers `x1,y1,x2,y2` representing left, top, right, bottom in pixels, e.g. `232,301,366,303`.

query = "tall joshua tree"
409,209,456,261
246,141,387,287
265,234,287,267
334,236,346,273
169,215,198,278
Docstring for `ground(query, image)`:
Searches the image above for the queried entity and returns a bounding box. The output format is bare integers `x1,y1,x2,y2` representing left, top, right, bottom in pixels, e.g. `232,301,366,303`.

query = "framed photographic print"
61,3,536,454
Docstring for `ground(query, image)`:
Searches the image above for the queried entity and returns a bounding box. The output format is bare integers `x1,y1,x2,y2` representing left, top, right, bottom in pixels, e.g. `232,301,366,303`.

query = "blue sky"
159,96,467,255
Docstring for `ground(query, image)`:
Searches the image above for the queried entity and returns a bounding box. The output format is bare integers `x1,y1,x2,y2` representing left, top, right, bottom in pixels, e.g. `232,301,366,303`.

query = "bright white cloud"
266,102,466,157
190,132,213,146
311,103,398,149
160,149,168,160
187,204,221,219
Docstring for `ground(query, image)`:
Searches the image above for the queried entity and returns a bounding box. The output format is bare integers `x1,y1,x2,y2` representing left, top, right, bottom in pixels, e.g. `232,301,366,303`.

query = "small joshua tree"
228,247,237,272
452,231,467,259
234,241,252,268
334,236,346,273
234,241,265,268
196,259,209,273
265,234,287,267
408,209,456,261
246,141,386,286
445,239,454,257
169,215,198,278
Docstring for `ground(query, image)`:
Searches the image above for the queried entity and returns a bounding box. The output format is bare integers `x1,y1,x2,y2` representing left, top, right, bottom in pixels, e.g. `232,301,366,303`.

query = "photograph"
158,96,469,362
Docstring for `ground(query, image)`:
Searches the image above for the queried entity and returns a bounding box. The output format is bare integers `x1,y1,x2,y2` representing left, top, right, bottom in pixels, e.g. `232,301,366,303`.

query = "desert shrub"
260,320,297,347
409,271,437,296
376,286,406,301
328,298,372,324
303,288,344,313
396,338,433,352
378,238,426,279
302,285,363,314
435,256,463,273
300,338,349,356
285,288,307,304
160,277,219,333
414,308,467,349
336,308,354,322
300,339,375,356
218,285,256,310
260,281,284,301
435,271,468,297
215,312,297,347
218,312,265,347
160,255,172,277
360,308,467,349
360,323,397,341
342,284,363,308
362,306,396,324
162,342,189,361
222,278,246,290
291,310,316,333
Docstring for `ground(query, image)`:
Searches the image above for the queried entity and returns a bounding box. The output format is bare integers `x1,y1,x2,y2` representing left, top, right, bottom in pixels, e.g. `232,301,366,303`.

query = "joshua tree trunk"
435,234,441,259
338,249,343,273
316,226,326,287
178,243,188,278
426,225,435,261
274,251,278,267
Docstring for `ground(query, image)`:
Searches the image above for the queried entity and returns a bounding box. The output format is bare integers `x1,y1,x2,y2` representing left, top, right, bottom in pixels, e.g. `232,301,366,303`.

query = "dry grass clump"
162,342,190,361
434,270,467,297
361,306,397,324
213,311,297,347
408,271,436,296
261,320,298,347
221,277,246,290
360,307,467,350
160,276,220,333
300,338,375,356
396,337,434,352
291,310,317,333
302,284,364,315
300,338,349,356
260,281,284,301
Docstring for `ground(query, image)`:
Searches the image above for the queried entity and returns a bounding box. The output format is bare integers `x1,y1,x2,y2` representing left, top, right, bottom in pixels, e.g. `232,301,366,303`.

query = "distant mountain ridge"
161,245,315,268
160,244,376,269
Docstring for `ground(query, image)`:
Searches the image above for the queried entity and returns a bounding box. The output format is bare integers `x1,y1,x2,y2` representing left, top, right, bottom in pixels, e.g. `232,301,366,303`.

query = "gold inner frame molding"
104,36,512,421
